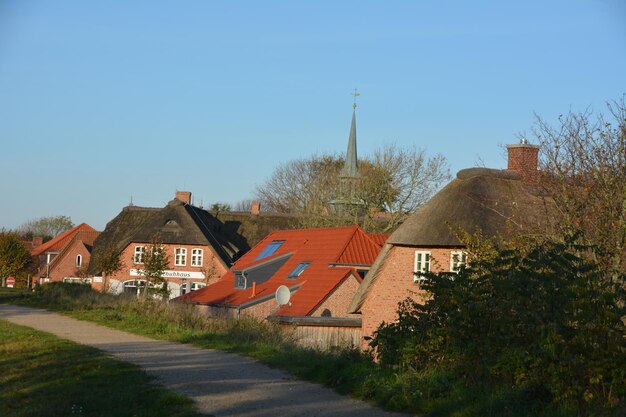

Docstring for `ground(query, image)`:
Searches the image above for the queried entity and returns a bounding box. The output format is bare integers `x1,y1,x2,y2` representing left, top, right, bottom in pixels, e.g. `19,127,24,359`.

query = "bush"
371,236,626,415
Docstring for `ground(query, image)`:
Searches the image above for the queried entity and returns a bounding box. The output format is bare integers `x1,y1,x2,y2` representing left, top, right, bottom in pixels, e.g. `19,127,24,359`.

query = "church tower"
330,89,365,215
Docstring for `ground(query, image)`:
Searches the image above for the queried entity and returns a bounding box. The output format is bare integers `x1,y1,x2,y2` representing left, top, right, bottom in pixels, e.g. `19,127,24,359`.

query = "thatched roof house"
88,198,246,275
349,142,555,346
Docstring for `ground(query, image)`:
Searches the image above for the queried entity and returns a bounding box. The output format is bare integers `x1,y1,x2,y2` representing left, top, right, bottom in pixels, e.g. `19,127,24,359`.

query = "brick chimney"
32,236,43,248
507,141,540,185
175,191,192,205
250,201,261,216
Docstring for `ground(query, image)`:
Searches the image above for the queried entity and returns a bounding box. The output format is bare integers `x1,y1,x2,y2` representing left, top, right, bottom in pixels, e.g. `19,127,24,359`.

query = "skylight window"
255,240,285,260
288,262,311,279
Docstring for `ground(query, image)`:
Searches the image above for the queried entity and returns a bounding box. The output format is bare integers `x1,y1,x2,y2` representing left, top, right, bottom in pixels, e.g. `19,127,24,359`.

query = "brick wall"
359,245,463,349
311,274,361,318
45,239,92,282
106,242,228,297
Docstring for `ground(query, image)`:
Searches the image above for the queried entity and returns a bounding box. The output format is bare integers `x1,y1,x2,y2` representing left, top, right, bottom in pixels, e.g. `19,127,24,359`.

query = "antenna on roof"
129,195,134,206
520,137,528,145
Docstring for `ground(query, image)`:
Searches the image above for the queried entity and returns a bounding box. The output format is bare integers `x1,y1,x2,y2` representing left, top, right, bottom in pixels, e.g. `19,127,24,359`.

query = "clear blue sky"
1,1,625,230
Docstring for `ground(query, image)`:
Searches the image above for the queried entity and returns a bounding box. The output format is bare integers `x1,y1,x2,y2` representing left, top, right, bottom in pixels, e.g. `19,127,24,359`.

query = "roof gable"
32,223,97,257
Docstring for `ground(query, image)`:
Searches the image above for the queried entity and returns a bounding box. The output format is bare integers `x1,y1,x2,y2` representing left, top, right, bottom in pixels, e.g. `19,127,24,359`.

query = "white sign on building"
130,269,205,279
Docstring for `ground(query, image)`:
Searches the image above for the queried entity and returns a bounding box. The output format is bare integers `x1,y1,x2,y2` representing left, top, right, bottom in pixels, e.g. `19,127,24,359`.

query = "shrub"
371,236,626,415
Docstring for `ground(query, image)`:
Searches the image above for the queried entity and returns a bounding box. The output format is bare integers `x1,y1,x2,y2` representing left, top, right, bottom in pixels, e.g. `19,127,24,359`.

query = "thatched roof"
388,168,553,246
349,167,555,313
88,199,249,275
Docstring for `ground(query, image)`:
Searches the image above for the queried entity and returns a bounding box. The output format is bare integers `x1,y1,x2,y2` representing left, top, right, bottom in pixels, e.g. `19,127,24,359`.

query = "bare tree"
532,97,626,278
254,146,450,231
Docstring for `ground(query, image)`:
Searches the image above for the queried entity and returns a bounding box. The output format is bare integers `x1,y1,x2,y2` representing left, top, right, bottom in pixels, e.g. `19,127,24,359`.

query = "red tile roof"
31,223,98,256
178,226,388,317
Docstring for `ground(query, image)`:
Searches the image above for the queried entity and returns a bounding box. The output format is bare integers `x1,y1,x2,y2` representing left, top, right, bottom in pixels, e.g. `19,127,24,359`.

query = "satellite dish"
275,285,291,306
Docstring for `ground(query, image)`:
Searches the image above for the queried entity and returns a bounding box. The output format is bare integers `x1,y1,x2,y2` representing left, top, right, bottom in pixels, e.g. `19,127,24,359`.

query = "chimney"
32,236,43,248
250,201,261,216
507,141,540,185
175,191,192,205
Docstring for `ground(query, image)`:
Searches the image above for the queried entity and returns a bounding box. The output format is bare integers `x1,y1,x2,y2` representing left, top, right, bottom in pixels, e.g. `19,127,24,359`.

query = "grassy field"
0,318,204,417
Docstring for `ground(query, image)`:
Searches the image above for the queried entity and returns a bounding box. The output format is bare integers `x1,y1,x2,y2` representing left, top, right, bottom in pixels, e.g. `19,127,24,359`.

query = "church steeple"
340,102,359,179
330,89,365,215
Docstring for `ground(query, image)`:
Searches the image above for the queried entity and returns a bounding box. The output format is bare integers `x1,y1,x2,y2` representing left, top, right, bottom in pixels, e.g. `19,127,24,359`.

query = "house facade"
349,142,555,347
88,191,248,298
31,223,100,285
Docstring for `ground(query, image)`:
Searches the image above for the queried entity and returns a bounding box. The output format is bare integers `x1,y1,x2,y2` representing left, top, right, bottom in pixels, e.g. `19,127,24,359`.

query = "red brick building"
31,223,100,285
177,225,388,321
349,141,555,348
88,192,248,298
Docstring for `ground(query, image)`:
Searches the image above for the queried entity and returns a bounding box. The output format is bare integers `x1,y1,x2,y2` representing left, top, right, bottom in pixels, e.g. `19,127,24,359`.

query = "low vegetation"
0,319,201,417
2,234,623,417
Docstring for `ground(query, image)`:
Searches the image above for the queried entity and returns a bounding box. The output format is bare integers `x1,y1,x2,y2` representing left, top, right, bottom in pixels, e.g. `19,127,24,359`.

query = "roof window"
255,240,285,261
288,262,311,279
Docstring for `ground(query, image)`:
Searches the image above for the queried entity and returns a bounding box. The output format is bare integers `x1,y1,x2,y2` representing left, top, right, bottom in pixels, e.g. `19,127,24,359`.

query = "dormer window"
255,240,285,261
76,254,82,268
288,262,310,279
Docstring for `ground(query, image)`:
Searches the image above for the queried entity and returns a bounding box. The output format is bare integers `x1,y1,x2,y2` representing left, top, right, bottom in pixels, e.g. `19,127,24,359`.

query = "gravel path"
0,304,408,417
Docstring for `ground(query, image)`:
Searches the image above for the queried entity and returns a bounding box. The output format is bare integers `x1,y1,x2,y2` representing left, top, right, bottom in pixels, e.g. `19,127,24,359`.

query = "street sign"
6,277,15,288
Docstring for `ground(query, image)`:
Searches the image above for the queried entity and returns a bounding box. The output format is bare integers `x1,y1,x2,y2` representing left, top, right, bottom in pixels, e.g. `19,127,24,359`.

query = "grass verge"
0,284,603,416
0,318,203,417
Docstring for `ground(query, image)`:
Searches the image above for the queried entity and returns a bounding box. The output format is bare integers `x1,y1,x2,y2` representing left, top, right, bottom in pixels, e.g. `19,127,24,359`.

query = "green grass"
1,284,608,416
0,318,204,417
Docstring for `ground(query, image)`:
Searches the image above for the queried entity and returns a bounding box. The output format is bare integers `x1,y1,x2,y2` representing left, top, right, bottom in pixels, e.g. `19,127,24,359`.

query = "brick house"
31,223,100,285
88,191,249,298
177,225,388,321
349,141,555,348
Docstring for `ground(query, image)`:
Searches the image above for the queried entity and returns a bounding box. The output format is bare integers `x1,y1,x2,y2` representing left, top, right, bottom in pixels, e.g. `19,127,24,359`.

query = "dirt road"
0,304,408,417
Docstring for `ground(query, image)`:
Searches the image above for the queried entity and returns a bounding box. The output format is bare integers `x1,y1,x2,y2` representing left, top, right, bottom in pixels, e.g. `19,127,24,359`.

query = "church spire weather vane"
352,88,360,110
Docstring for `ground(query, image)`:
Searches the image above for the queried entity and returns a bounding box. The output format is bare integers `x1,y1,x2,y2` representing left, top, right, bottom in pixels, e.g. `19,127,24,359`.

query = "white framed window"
76,254,82,267
450,251,468,273
414,251,431,282
134,246,145,264
191,248,203,266
175,248,187,266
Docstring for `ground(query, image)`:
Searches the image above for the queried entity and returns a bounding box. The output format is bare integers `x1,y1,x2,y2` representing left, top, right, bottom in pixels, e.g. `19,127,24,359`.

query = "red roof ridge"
31,223,96,256
332,225,361,263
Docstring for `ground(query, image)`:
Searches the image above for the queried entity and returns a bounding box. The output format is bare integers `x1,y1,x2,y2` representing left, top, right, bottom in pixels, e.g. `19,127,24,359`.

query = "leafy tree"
138,242,170,299
255,144,449,231
19,215,74,240
0,233,31,284
97,246,124,294
371,235,625,414
531,97,626,279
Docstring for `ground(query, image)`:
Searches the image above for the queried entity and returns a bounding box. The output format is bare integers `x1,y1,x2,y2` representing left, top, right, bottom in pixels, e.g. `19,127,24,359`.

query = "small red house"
31,223,100,285
177,225,388,322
